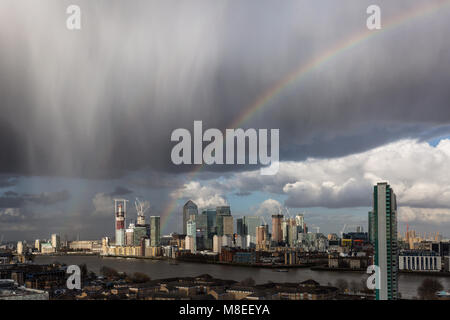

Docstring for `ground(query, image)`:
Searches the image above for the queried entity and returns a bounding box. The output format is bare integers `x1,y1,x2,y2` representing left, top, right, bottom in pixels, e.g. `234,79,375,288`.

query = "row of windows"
402,256,438,270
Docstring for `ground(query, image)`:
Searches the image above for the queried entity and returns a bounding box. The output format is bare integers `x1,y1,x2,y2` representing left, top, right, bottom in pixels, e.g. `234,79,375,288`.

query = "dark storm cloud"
0,176,18,188
0,0,449,179
0,190,70,207
108,186,133,196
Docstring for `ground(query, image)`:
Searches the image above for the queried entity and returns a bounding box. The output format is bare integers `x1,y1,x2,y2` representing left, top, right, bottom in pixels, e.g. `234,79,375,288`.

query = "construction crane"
135,197,150,225
284,207,293,219
260,215,267,226
340,224,362,237
340,224,347,238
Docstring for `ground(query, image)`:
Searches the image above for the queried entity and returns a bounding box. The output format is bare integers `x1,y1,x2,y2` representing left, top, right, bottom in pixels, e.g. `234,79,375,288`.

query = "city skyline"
1,0,450,241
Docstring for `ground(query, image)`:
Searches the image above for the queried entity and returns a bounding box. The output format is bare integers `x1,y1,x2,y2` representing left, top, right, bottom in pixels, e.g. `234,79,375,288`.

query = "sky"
1,0,450,241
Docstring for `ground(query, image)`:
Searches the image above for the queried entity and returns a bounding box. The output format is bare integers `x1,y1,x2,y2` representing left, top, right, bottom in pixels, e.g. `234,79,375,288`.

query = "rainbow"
160,0,450,232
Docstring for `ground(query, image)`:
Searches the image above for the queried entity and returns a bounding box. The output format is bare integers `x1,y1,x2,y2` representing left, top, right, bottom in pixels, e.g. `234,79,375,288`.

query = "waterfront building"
213,235,222,253
373,182,399,300
40,242,54,254
34,239,41,252
51,234,60,251
186,220,196,253
399,250,442,271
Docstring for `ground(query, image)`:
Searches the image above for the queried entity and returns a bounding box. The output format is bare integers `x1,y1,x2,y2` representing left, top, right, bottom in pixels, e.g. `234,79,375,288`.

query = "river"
35,255,450,299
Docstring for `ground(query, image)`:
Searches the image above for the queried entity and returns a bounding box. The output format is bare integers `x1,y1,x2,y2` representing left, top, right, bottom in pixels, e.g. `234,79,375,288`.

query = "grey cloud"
108,186,133,196
0,0,449,178
0,190,70,208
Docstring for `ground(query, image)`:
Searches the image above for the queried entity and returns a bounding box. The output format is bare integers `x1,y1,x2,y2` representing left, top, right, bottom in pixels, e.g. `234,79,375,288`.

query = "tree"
350,280,360,293
100,266,119,279
239,277,256,286
417,278,443,300
130,272,150,283
335,279,348,292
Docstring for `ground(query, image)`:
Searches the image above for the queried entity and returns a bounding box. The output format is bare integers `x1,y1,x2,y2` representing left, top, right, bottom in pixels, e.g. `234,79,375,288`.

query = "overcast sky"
1,0,450,241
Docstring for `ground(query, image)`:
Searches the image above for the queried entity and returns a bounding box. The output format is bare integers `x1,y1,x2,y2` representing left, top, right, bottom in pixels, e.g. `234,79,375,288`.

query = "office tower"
242,216,261,238
222,235,232,247
237,218,244,236
187,220,196,253
51,234,60,251
203,209,218,236
295,214,305,233
193,213,209,249
288,223,298,247
368,210,375,245
133,226,147,246
150,216,161,247
282,219,289,243
373,182,399,300
213,235,222,253
125,224,135,246
272,214,283,244
114,199,128,246
17,241,23,255
256,225,269,250
223,216,234,235
34,239,41,252
183,200,198,235
216,206,231,236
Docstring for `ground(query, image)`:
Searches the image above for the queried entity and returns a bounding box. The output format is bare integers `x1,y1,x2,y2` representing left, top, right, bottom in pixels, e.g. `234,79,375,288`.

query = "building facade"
183,200,198,235
373,182,399,300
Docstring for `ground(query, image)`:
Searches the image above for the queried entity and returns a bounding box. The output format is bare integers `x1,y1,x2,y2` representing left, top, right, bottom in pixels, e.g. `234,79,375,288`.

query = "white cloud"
229,139,450,211
398,206,450,225
170,181,228,209
255,199,283,217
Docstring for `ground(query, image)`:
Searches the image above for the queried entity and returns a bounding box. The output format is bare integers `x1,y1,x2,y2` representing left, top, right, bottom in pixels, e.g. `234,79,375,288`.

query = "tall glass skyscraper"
216,206,231,236
183,200,198,235
150,216,161,247
373,182,398,300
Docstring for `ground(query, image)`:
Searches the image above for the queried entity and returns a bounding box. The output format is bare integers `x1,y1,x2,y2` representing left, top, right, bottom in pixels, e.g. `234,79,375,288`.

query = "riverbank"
33,252,99,257
311,265,450,277
101,254,316,269
34,255,446,299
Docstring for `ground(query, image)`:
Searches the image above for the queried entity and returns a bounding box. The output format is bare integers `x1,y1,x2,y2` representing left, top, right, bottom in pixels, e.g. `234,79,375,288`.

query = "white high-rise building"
186,220,196,253
35,239,41,252
51,234,60,251
17,241,23,255
213,235,222,253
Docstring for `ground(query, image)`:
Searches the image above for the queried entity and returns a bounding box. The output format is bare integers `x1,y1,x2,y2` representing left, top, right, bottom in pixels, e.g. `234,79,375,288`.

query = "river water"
35,255,450,299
